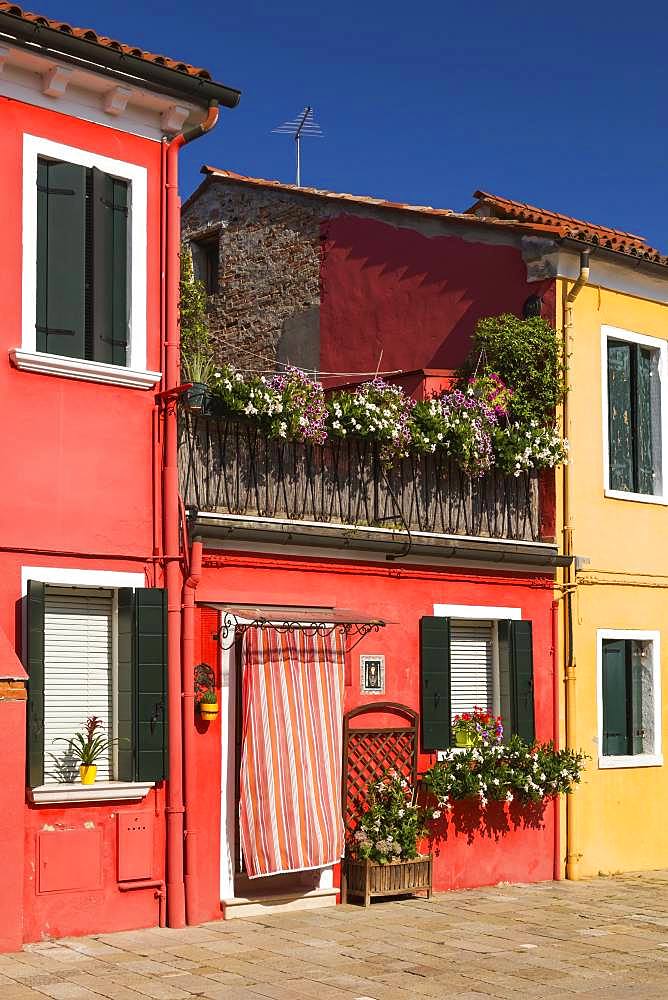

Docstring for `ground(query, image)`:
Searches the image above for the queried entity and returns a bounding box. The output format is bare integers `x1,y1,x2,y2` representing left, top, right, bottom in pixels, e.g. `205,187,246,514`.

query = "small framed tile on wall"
360,654,385,695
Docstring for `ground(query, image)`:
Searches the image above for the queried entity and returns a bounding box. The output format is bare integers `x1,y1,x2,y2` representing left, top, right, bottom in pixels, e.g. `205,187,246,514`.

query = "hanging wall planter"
182,382,210,414
194,662,218,722
199,693,219,722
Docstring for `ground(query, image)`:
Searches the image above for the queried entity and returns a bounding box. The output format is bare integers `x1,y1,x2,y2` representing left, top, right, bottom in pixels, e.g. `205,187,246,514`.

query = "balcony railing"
179,415,544,542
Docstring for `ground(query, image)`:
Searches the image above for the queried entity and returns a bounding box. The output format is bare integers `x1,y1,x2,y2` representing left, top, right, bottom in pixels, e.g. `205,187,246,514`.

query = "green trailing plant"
423,735,587,809
350,770,435,865
53,716,113,767
199,688,218,706
180,243,213,381
462,313,567,427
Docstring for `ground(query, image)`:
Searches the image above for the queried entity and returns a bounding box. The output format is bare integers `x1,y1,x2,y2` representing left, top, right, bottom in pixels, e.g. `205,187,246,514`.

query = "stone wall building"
181,168,557,383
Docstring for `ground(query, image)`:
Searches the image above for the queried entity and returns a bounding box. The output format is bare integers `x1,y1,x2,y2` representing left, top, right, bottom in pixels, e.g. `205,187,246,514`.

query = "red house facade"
0,5,239,951
179,172,569,920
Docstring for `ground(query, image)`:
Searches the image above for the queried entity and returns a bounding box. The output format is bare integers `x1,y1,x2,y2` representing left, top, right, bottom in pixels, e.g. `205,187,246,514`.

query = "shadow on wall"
319,214,555,375
429,797,549,850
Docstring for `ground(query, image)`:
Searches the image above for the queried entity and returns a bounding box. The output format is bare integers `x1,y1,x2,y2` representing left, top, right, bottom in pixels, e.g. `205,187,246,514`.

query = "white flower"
432,810,442,819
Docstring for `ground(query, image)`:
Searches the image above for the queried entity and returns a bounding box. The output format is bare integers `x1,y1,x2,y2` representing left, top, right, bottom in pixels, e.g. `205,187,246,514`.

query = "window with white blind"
420,611,535,751
449,620,512,732
26,578,169,792
43,587,115,782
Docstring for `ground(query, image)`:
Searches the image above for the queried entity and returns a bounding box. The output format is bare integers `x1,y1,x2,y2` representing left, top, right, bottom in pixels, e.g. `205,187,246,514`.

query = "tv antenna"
272,106,323,187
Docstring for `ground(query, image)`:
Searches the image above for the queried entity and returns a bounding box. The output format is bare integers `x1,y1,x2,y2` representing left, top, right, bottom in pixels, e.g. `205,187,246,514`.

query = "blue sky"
34,1,668,250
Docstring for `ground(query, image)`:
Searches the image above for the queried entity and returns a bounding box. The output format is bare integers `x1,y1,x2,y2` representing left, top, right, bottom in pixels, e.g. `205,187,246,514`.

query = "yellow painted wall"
558,279,668,877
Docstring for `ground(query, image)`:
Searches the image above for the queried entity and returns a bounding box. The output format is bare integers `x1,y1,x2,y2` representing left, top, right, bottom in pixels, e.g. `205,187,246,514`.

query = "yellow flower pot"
200,701,219,722
80,764,97,785
453,730,474,749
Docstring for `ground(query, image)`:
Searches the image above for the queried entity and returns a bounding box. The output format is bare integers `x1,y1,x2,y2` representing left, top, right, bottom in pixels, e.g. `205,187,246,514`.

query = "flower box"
342,854,432,907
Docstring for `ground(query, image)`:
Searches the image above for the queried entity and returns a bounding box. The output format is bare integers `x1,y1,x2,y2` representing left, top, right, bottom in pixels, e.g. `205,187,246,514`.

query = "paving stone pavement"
4,872,668,1000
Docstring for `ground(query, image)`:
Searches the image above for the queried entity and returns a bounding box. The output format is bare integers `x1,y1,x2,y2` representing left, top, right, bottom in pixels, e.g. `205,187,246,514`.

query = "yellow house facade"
470,192,668,878
559,271,668,878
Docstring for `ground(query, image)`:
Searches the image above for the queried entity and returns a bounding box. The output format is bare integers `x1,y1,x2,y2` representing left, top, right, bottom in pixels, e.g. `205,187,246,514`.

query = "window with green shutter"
601,635,656,759
26,583,167,789
420,614,535,751
36,157,130,367
607,337,662,496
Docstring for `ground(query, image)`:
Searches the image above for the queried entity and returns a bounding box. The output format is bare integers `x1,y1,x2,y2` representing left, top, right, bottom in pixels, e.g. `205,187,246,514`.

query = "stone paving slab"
4,872,668,999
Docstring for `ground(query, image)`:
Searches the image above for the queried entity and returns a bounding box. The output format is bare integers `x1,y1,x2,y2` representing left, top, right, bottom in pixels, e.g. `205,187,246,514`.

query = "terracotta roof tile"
0,3,212,80
189,170,668,269
468,190,667,264
193,167,562,236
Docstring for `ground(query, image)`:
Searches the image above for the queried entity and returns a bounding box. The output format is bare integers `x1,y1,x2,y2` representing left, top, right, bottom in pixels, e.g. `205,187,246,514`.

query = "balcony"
179,416,558,562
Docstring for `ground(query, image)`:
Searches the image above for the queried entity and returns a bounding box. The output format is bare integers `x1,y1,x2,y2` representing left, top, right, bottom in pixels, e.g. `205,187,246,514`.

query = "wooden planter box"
342,855,432,906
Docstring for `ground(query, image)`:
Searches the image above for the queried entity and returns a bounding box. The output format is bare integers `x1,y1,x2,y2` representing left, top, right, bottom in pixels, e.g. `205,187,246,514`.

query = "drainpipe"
562,248,590,882
182,538,203,924
551,599,561,881
163,101,220,928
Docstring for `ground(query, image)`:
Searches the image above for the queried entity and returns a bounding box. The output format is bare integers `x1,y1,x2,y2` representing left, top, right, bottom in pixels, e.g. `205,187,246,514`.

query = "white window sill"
10,349,161,390
598,754,663,770
604,488,668,507
29,781,155,804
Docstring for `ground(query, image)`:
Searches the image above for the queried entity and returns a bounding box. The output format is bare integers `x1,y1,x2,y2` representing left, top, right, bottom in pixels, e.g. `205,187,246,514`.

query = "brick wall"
182,183,325,372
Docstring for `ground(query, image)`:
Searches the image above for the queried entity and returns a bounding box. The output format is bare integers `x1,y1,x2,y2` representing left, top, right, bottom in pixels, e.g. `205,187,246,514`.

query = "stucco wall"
190,548,558,909
558,278,668,877
0,96,164,946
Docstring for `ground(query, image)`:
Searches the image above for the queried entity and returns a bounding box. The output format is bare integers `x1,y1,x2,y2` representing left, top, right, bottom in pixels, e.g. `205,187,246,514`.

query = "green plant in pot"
182,350,216,413
53,716,112,785
198,687,219,722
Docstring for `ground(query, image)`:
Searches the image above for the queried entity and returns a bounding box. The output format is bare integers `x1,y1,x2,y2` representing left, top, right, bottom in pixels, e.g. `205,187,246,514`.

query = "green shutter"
135,588,168,782
636,346,655,496
91,168,129,366
602,639,629,756
36,158,87,358
509,620,535,742
608,341,634,492
116,588,135,781
26,580,45,788
420,616,451,751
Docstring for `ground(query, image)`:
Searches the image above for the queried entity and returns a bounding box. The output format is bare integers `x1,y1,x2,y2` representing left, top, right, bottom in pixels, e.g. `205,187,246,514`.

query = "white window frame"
432,603,522,758
21,566,154,803
596,628,663,769
601,325,668,505
11,134,160,390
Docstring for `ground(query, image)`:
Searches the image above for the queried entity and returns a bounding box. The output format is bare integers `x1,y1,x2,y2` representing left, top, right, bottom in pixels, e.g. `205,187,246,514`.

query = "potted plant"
53,716,112,785
452,706,503,748
182,350,216,413
342,770,434,906
198,687,219,722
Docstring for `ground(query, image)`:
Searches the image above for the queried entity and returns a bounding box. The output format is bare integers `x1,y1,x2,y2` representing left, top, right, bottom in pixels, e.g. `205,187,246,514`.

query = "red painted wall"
0,98,162,562
319,214,555,376
193,549,557,897
0,95,164,945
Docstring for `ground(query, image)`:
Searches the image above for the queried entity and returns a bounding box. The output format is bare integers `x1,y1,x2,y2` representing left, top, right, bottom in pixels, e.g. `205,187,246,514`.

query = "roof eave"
0,10,241,110
560,236,668,275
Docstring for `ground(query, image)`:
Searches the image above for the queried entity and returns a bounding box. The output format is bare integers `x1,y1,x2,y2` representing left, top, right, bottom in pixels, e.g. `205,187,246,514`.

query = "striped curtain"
239,627,345,878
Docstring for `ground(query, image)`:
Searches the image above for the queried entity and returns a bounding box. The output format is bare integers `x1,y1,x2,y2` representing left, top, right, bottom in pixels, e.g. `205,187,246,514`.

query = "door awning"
203,603,388,650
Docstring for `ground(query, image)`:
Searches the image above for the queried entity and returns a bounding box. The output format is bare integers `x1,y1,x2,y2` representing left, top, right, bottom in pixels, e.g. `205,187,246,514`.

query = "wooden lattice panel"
342,703,418,836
